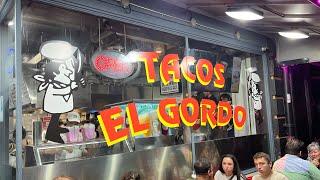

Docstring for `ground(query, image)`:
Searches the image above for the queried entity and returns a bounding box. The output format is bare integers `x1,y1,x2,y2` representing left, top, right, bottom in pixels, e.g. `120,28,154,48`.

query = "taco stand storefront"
0,0,281,179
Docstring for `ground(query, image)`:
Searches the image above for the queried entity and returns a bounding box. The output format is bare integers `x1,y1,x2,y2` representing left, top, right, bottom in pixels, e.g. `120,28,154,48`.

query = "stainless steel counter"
22,134,267,180
23,143,193,180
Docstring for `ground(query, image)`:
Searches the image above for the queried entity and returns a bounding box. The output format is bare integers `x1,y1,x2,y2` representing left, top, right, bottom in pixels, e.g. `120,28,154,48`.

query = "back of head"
253,152,271,164
285,137,304,155
121,171,140,180
219,93,232,102
13,127,26,140
194,159,211,176
307,142,320,153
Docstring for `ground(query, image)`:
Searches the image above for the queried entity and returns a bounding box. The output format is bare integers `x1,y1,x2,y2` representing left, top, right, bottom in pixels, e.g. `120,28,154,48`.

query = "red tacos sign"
97,52,247,146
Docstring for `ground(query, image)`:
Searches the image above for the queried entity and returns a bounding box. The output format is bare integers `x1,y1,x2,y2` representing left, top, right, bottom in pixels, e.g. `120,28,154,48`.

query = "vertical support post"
0,26,10,180
282,66,293,136
184,36,195,170
14,0,23,179
183,36,192,144
262,53,276,161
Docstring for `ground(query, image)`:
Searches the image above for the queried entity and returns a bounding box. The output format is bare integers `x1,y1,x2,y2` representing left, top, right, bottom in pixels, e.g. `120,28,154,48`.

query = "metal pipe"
186,1,308,7
183,36,192,145
288,68,297,136
14,0,23,179
262,53,276,161
129,3,190,24
282,66,293,136
304,77,313,141
129,3,235,37
258,5,285,17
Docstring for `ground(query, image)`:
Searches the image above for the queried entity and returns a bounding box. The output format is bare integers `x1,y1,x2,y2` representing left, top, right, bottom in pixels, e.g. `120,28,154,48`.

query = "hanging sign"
90,50,135,79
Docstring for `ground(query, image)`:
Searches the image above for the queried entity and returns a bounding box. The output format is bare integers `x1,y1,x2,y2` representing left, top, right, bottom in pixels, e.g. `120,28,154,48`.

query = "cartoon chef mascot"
248,69,263,111
34,41,85,143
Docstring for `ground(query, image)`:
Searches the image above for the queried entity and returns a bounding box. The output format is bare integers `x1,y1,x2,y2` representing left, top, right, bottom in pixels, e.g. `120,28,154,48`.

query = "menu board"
160,80,181,95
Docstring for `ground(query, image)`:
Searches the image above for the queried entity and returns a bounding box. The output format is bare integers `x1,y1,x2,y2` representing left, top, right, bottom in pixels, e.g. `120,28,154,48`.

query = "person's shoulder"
272,171,288,180
251,174,261,180
214,170,223,177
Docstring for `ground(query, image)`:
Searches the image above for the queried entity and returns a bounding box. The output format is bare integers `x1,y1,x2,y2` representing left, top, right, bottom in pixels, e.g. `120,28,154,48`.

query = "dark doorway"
286,62,320,145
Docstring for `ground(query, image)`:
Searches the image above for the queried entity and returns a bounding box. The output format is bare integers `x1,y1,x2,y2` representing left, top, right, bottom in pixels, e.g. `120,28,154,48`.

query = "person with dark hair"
252,152,287,180
219,93,234,137
219,93,232,102
9,127,29,168
121,171,140,180
273,137,320,179
194,159,213,180
13,127,27,141
214,154,245,180
199,91,218,102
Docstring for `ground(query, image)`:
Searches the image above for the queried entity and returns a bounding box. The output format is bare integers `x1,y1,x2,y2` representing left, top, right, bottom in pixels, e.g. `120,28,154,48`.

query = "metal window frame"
1,0,276,179
37,0,269,55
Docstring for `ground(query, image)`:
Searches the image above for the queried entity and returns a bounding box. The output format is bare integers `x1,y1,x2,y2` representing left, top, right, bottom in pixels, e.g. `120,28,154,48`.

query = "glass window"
20,1,186,162
1,2,17,179
188,39,269,170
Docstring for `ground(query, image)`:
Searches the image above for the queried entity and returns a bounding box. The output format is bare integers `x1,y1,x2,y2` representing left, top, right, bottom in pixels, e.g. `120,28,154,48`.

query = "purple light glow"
309,0,320,7
282,66,289,74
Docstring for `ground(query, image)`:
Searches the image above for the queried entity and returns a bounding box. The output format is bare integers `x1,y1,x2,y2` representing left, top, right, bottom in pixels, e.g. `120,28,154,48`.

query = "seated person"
9,127,30,168
307,142,320,169
214,154,246,180
273,137,320,179
252,152,287,180
194,159,213,180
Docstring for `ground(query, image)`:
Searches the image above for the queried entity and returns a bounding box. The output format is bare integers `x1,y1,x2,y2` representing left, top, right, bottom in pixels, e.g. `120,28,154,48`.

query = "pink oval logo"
91,51,135,79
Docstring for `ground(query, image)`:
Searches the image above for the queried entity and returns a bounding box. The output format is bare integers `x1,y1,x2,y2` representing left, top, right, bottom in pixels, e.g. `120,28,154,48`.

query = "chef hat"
40,40,77,61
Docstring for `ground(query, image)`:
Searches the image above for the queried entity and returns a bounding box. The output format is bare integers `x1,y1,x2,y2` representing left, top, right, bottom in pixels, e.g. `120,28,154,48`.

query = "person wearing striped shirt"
273,137,320,180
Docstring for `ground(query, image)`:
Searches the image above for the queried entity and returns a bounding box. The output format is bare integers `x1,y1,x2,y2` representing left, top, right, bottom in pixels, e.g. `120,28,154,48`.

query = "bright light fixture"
8,20,14,26
278,31,309,39
225,7,264,21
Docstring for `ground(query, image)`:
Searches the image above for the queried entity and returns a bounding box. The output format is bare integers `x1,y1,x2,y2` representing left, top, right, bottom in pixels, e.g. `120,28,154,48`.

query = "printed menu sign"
160,81,181,95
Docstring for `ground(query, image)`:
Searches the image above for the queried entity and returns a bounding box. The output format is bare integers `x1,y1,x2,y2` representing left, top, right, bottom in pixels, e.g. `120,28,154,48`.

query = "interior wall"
276,37,320,62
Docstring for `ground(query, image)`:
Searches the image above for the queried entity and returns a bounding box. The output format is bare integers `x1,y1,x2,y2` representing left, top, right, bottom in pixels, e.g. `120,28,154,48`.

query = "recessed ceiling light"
278,31,309,39
225,7,264,21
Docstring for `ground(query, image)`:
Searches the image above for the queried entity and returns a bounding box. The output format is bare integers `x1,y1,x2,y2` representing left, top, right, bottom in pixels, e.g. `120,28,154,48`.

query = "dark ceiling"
161,0,320,38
